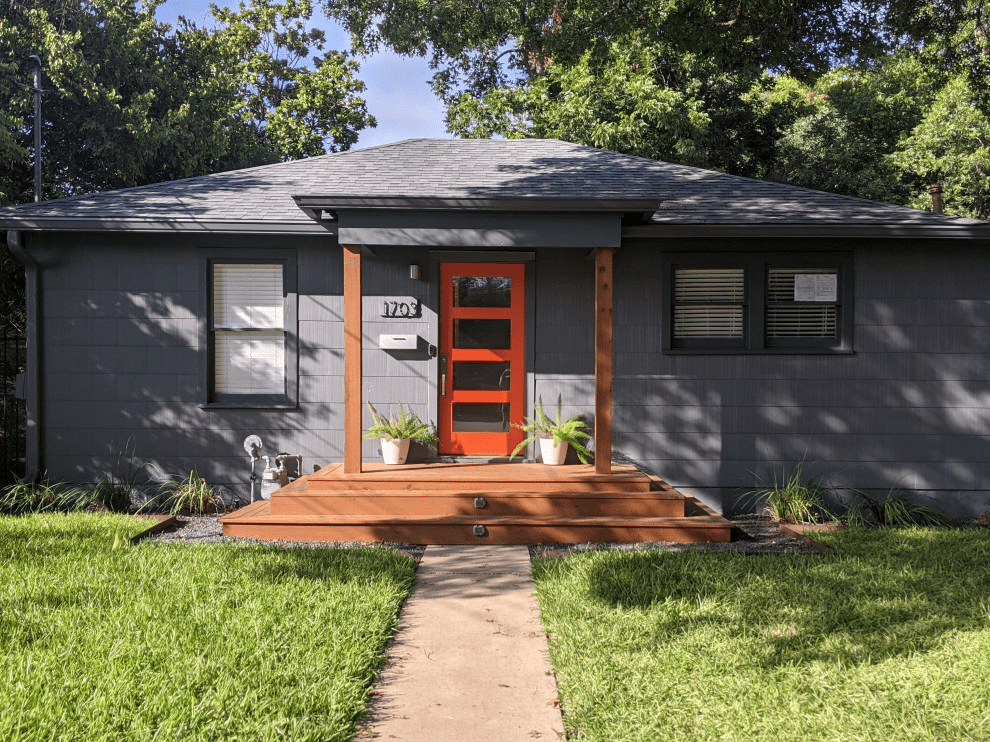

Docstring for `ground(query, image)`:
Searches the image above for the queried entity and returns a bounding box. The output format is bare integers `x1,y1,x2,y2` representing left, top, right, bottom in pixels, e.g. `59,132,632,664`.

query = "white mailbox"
379,334,419,350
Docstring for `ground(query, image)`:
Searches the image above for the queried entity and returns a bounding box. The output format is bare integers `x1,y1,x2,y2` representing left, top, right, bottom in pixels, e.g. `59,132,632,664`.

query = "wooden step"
304,462,652,493
220,505,732,545
269,489,686,518
219,463,735,546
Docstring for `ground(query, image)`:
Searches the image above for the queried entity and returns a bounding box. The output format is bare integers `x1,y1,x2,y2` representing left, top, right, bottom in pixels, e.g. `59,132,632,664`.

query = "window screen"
672,268,745,340
212,263,285,396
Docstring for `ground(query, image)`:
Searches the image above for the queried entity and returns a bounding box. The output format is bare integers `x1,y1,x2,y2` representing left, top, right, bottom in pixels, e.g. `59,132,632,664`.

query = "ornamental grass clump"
158,470,224,515
742,463,833,523
0,475,82,514
511,395,592,463
845,488,950,527
77,438,152,513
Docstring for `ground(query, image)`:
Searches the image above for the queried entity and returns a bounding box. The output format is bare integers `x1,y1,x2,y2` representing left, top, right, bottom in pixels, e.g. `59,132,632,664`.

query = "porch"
221,182,731,545
219,461,734,544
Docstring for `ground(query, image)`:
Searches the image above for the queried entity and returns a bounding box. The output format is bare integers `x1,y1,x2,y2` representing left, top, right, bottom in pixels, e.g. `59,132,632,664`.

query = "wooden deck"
219,462,734,545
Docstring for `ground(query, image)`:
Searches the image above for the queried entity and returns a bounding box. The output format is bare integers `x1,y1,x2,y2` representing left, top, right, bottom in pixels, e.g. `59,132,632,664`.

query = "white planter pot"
381,438,411,465
539,437,569,466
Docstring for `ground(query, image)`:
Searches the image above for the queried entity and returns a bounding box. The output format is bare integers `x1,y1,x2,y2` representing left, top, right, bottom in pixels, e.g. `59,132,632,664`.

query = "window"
671,267,746,347
664,253,852,352
201,252,297,406
765,268,838,346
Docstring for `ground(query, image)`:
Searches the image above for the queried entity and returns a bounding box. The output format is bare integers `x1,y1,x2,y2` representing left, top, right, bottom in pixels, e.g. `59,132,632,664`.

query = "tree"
755,33,988,218
753,54,944,203
890,74,989,219
190,0,375,160
0,0,375,335
0,0,375,206
324,0,903,173
327,0,900,104
326,0,989,218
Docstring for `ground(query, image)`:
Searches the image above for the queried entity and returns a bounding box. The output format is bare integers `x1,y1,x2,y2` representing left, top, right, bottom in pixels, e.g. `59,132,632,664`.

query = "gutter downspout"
6,230,40,481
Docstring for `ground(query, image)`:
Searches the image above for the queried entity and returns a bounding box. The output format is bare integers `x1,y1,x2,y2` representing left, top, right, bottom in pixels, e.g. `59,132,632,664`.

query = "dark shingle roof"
1,138,986,236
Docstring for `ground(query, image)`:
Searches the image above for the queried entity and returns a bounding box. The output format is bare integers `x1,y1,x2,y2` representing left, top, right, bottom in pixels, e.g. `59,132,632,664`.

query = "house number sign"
381,298,421,318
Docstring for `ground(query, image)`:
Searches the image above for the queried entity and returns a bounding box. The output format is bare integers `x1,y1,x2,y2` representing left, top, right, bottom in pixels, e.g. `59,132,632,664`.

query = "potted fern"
510,395,592,465
364,402,437,465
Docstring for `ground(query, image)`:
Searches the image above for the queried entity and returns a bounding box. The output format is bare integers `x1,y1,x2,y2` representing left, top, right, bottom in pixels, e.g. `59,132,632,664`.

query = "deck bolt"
474,497,487,509
473,524,487,537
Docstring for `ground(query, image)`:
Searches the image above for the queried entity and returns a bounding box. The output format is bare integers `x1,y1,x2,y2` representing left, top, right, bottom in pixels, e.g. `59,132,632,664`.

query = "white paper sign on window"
794,274,837,302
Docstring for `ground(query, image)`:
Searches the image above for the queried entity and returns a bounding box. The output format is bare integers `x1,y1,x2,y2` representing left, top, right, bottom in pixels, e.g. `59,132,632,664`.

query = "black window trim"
198,248,298,409
662,251,854,354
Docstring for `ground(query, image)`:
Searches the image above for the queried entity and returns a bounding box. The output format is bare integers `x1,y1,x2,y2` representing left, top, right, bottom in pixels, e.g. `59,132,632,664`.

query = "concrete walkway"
362,545,565,741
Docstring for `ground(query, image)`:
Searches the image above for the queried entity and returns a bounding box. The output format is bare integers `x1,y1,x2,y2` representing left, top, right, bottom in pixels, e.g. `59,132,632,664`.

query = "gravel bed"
138,513,829,561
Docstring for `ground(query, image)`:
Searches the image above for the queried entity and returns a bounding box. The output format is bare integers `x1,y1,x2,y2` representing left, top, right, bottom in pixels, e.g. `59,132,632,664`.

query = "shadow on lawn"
569,528,990,669
246,545,418,589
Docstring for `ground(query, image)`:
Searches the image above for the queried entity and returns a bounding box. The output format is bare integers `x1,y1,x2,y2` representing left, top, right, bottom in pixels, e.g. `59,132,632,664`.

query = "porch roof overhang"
293,195,659,248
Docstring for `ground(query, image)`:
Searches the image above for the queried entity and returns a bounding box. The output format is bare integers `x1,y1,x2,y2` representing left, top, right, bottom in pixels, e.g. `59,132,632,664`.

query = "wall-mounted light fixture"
409,264,421,280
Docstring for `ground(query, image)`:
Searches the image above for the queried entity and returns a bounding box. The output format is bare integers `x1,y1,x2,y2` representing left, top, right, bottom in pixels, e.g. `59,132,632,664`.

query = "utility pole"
28,55,42,203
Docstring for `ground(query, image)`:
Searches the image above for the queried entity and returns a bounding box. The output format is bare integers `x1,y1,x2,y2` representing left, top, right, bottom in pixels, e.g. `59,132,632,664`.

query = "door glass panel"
453,362,511,391
453,276,512,307
452,403,510,432
453,319,511,349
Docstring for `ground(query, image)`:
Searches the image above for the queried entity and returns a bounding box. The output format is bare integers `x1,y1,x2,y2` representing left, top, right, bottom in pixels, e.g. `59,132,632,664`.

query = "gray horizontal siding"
533,249,594,375
34,232,990,516
38,235,436,496
535,240,990,517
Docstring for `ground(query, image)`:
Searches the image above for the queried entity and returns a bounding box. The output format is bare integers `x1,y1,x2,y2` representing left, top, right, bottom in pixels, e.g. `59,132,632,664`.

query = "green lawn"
533,528,990,742
0,513,416,742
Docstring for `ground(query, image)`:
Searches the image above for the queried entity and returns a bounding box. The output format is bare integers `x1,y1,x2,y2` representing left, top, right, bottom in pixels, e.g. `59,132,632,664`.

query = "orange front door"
438,262,525,456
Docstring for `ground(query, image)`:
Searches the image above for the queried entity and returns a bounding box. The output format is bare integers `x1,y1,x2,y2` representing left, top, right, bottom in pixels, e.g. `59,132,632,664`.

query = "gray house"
3,138,990,525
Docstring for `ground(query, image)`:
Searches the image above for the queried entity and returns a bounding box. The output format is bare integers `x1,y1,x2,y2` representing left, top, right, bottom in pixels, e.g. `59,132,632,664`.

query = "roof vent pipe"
930,185,943,214
28,55,43,203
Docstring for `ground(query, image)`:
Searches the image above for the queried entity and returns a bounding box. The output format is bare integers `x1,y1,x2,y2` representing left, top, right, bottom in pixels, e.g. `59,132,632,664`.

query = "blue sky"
155,0,451,149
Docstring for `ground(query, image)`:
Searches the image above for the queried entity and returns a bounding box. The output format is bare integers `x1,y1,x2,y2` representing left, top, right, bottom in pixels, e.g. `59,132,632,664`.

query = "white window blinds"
213,264,283,329
672,268,745,339
766,268,838,339
212,263,285,396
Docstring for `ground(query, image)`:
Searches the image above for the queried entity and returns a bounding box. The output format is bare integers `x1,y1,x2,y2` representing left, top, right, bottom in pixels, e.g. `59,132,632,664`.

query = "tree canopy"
325,0,988,219
0,0,375,206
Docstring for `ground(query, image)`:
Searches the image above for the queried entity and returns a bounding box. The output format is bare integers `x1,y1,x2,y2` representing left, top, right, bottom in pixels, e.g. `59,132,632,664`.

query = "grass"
0,512,417,742
532,527,990,741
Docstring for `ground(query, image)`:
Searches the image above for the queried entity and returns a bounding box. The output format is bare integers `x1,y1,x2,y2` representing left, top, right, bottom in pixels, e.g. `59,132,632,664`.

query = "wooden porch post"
595,247,614,474
343,244,363,473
